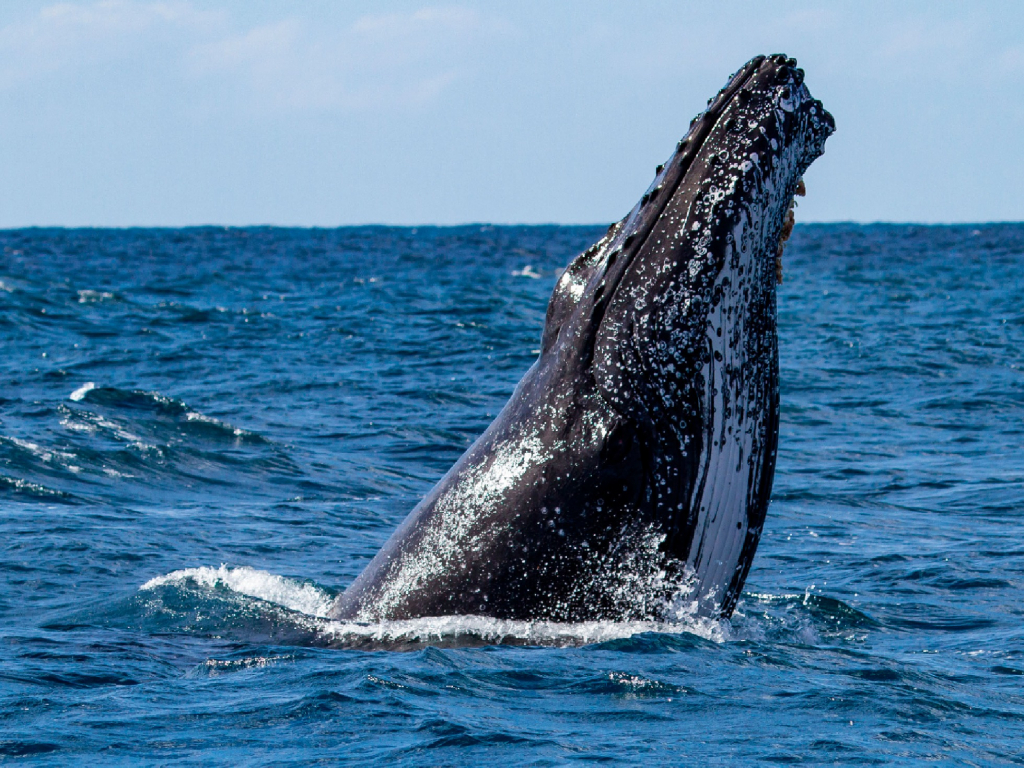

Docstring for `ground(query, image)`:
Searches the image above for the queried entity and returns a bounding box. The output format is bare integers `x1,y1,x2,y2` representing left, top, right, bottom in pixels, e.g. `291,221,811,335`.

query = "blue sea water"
1,223,1023,765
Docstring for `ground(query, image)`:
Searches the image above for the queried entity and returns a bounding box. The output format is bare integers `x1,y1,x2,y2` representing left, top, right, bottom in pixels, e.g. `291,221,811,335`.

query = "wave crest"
141,565,336,618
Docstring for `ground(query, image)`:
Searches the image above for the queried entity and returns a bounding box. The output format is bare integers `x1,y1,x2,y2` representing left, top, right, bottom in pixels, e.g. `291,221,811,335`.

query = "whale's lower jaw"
331,54,834,624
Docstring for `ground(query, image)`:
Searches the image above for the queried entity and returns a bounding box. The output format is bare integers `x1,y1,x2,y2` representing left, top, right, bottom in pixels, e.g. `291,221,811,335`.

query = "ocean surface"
1,223,1022,765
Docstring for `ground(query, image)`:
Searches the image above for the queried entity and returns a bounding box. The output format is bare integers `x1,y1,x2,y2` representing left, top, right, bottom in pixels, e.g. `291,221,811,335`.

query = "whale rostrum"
331,54,835,623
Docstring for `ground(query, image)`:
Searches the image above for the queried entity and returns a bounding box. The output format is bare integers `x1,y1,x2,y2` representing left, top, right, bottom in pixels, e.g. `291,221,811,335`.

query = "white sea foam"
70,382,95,401
320,613,728,647
1,435,76,464
512,265,541,278
139,564,731,647
141,565,336,618
184,409,249,437
77,289,115,303
0,475,68,497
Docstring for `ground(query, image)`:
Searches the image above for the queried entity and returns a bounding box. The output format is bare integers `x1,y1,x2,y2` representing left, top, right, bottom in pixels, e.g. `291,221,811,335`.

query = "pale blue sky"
0,1,1021,227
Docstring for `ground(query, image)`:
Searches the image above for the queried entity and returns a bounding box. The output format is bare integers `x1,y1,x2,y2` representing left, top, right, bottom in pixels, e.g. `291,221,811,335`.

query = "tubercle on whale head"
540,55,772,362
543,54,834,419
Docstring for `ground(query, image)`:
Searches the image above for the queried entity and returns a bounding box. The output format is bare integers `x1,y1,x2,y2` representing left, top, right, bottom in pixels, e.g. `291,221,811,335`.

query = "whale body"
331,54,834,623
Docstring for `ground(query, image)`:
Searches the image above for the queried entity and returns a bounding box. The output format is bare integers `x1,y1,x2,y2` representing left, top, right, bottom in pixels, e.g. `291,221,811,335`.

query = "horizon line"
2,220,1023,232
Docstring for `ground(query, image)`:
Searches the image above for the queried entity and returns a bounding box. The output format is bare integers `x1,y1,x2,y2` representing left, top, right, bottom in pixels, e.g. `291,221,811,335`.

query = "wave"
0,474,77,503
0,383,298,504
142,566,335,618
66,384,269,445
126,565,879,651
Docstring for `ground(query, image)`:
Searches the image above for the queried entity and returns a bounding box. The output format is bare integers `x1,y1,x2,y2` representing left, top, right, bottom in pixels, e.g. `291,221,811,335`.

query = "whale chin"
331,54,835,624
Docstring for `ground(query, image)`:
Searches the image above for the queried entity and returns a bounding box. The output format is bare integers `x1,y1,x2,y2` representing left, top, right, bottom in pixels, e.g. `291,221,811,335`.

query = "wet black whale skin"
332,54,835,623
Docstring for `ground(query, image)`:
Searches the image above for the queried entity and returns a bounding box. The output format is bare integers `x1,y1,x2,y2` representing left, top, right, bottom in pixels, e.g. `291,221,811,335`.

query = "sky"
0,0,1021,227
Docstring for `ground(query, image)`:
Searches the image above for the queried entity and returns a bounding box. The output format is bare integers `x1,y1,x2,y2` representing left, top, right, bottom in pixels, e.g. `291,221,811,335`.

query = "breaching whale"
331,54,834,623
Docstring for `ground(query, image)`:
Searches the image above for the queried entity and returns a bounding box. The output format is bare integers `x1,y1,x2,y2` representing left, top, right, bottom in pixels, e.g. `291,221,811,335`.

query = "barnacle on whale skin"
775,178,806,284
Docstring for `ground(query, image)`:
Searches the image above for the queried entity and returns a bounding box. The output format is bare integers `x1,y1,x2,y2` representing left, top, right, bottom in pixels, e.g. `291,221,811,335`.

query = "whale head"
332,55,834,624
537,54,835,617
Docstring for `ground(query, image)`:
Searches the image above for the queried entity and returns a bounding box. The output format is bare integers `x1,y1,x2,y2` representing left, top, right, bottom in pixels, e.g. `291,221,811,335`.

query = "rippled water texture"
2,225,1023,764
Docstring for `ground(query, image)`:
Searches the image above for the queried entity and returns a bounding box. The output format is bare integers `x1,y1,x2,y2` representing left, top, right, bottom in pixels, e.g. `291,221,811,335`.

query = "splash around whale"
331,54,835,625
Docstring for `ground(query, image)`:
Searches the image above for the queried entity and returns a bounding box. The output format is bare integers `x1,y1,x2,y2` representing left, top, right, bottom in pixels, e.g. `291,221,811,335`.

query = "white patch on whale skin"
363,433,553,620
564,272,588,302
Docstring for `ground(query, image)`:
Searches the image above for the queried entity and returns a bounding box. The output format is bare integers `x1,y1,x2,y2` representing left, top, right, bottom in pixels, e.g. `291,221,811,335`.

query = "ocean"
1,223,1022,765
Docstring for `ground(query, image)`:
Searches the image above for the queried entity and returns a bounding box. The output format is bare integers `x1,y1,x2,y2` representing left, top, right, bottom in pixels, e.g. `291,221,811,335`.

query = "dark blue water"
2,224,1023,765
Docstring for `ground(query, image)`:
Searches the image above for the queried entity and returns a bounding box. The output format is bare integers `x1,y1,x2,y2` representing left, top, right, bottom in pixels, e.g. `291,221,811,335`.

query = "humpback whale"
331,54,834,623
